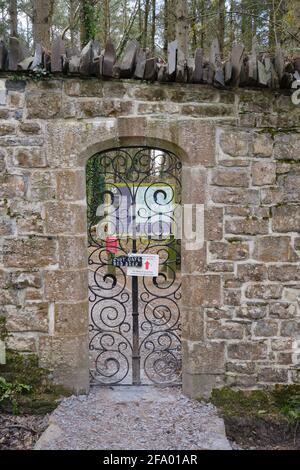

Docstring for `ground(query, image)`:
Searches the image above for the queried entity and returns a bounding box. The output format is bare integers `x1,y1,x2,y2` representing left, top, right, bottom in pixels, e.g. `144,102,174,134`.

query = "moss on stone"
0,350,71,415
0,316,8,341
211,386,300,423
258,127,300,139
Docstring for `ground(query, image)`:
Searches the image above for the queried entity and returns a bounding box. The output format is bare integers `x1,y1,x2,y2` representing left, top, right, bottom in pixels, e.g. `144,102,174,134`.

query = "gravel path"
35,386,231,450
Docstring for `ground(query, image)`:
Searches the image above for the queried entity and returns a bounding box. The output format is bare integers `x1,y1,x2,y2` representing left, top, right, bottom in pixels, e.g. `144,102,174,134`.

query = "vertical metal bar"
131,198,141,385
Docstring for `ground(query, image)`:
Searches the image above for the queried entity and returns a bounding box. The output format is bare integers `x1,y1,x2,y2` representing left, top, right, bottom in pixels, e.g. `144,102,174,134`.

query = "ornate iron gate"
87,147,182,386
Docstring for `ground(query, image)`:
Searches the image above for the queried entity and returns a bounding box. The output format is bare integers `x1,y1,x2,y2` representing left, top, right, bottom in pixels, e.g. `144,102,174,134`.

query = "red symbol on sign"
145,261,150,270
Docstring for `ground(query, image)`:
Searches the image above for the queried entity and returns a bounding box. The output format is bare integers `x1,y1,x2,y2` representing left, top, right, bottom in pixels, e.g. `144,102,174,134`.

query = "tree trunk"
80,0,95,47
218,0,225,56
104,0,111,44
167,0,176,43
32,0,54,48
163,0,168,55
69,0,77,49
229,0,235,44
191,0,197,52
138,0,143,38
200,0,205,50
9,0,18,37
176,0,189,69
151,0,156,54
143,0,150,50
123,0,128,36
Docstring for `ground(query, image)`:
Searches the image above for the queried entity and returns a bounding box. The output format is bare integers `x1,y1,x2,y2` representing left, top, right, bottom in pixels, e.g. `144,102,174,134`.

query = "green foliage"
86,154,105,233
0,351,70,415
273,385,300,421
211,385,300,424
0,377,31,415
0,316,8,341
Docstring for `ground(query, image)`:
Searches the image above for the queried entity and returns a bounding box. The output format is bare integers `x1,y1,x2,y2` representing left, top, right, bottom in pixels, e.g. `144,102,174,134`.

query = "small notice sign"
127,254,159,277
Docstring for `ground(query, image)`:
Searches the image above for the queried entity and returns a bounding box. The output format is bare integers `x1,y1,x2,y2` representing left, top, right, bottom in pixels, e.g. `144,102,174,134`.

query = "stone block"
0,269,10,289
237,264,267,282
211,168,249,187
44,202,87,235
14,148,47,167
26,92,62,119
206,307,232,320
258,367,288,383
226,374,257,388
0,122,16,136
3,238,57,268
44,270,88,302
6,303,48,332
56,170,86,201
268,264,300,282
182,166,206,204
58,236,87,269
19,122,41,134
236,303,268,320
253,319,278,337
181,307,204,341
182,244,206,274
54,301,89,336
252,161,276,185
261,187,284,205
253,133,273,157
28,171,56,200
223,289,241,306
210,241,249,261
225,218,269,235
271,338,293,351
253,236,295,262
207,321,244,340
280,321,300,337
205,208,223,241
183,339,225,374
227,341,267,360
270,302,296,319
274,133,300,161
0,174,25,198
38,334,89,393
182,372,224,399
177,121,216,167
276,352,292,365
212,188,260,205
226,362,256,375
182,274,221,308
0,218,15,236
219,130,249,157
181,103,234,117
245,284,283,300
11,271,42,289
272,205,300,233
6,334,37,352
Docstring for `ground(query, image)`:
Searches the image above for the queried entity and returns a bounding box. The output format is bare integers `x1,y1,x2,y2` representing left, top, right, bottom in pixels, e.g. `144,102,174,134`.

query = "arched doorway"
86,146,182,386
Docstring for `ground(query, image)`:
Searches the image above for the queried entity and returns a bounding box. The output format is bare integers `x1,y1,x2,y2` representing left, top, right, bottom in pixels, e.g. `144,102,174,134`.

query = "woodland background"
0,1,299,61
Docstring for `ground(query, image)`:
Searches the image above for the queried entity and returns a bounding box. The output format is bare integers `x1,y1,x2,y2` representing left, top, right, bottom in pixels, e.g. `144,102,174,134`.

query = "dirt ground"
0,414,48,450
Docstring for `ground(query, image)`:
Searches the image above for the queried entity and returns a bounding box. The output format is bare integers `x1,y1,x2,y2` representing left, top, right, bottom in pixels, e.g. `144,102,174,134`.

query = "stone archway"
72,126,216,398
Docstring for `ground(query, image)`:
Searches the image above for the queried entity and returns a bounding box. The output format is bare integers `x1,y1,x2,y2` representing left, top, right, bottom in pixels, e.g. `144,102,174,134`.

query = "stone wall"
0,76,299,396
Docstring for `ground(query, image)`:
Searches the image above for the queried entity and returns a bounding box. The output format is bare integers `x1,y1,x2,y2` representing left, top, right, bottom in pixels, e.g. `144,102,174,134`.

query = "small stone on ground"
35,386,231,450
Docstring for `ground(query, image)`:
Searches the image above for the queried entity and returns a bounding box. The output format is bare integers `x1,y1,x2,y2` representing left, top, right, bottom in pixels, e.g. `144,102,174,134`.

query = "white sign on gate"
127,254,159,277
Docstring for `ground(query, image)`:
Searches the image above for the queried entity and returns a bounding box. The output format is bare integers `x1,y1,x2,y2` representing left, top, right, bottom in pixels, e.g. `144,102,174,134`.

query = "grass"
211,385,300,423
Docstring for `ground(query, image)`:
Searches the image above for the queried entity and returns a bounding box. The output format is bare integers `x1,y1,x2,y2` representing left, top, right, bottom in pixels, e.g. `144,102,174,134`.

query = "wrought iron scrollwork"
87,146,182,385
